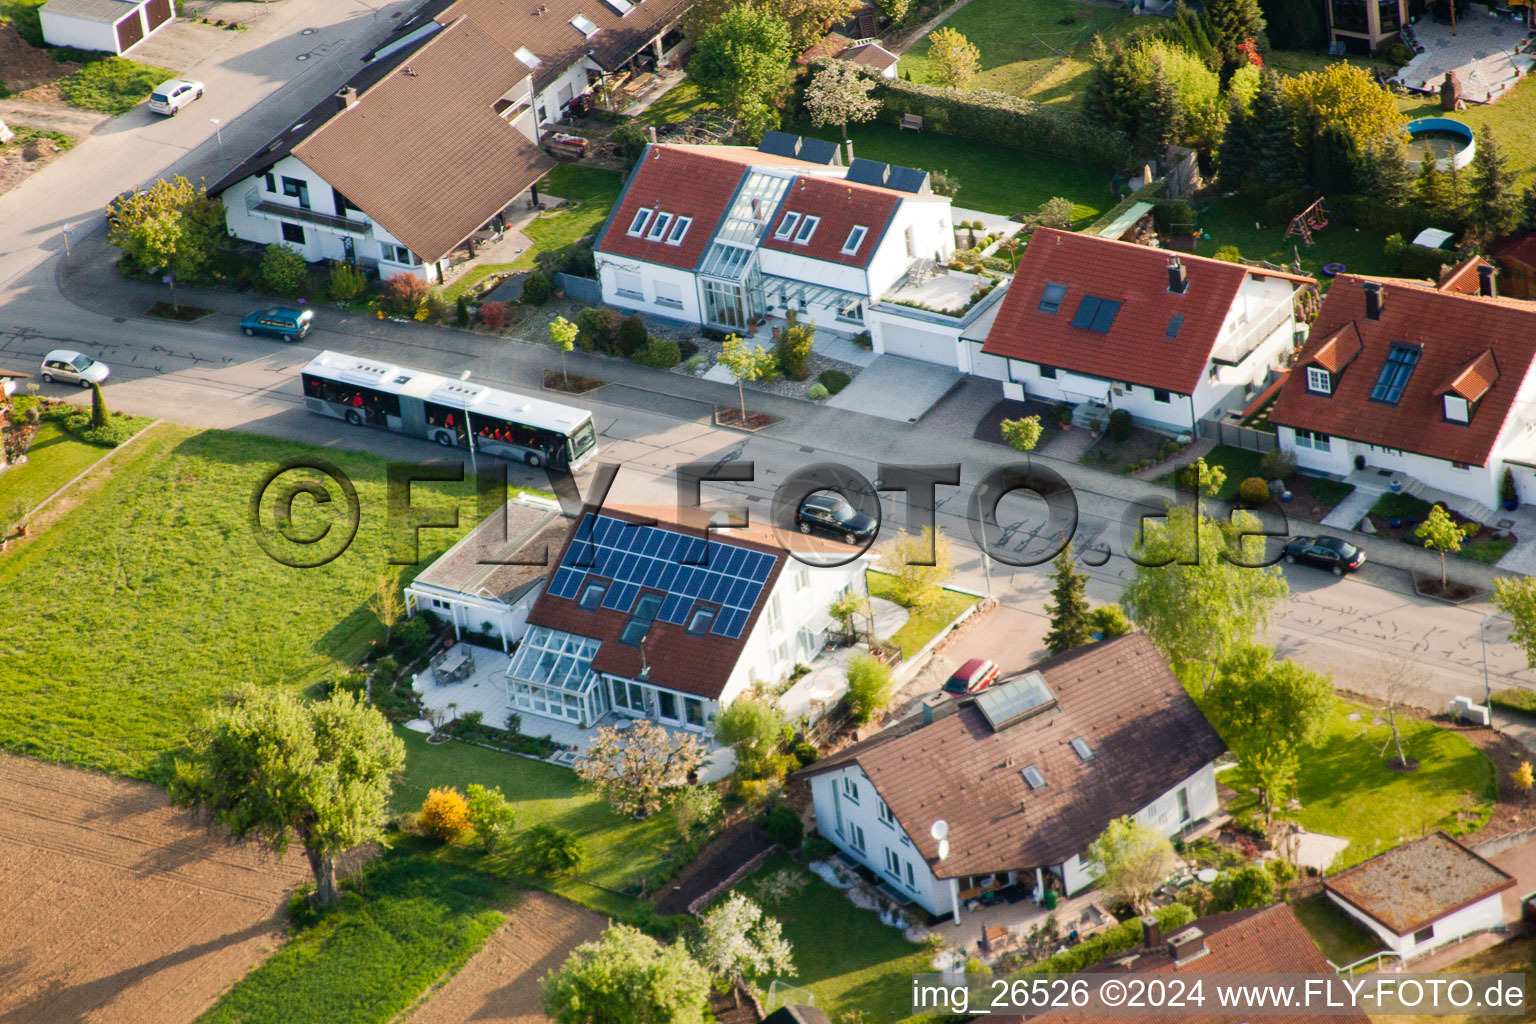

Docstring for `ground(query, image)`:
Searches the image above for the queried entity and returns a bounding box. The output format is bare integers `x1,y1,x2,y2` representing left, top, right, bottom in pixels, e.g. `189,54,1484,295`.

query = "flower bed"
543,370,606,394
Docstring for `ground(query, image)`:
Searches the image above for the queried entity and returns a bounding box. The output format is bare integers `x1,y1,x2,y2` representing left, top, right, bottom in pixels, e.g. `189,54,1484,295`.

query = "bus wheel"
345,410,362,426
525,452,543,467
435,431,453,447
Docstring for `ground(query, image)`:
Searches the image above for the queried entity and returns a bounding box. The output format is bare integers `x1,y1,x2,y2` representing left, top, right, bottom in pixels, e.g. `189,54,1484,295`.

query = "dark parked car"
1283,535,1366,576
795,492,877,544
240,307,314,342
943,657,1000,696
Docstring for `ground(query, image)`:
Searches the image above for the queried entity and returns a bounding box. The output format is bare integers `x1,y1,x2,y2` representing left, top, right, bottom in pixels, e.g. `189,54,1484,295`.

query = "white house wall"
1325,890,1505,959
534,60,596,127
595,255,704,323
39,8,121,51
1009,362,1197,434
809,765,950,916
405,581,542,649
1278,426,1503,509
1059,763,1218,895
869,198,953,295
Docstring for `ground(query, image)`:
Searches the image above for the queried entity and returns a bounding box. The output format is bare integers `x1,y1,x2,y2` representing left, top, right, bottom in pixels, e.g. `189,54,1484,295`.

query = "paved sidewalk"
1320,484,1381,531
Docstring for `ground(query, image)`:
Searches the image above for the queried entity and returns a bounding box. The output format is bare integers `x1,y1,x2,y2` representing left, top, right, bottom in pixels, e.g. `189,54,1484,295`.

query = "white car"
148,79,204,116
40,350,110,387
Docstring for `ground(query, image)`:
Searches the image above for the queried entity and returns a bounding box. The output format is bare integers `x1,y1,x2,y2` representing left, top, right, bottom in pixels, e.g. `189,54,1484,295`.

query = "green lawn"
0,425,483,779
898,0,1128,98
196,842,509,1024
1290,894,1380,969
1226,701,1495,871
1399,73,1536,188
444,164,621,301
57,57,176,115
1191,195,1398,284
733,853,931,1023
1195,444,1268,501
1459,536,1515,564
867,571,979,659
1,421,114,515
786,119,1113,223
641,78,714,125
393,728,668,911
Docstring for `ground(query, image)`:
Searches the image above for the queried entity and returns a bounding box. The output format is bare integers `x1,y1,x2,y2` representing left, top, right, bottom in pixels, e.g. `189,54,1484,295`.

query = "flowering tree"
574,719,709,817
695,894,794,1006
1415,503,1477,589
1090,817,1176,914
805,60,879,140
718,335,776,425
549,315,578,385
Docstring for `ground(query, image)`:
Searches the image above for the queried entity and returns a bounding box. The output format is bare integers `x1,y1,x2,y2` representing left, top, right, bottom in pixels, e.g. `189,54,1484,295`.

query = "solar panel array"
546,514,776,639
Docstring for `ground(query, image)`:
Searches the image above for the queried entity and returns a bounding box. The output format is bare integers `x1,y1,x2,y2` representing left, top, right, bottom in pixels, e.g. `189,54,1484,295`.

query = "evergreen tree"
1083,37,1141,136
1163,1,1216,63
1356,140,1411,206
89,382,108,429
1307,124,1358,195
1249,70,1296,184
1522,180,1536,232
1259,0,1326,49
1217,92,1255,188
1415,147,1447,210
1444,156,1466,217
1471,126,1520,238
1043,543,1094,655
1136,57,1185,155
1203,0,1266,77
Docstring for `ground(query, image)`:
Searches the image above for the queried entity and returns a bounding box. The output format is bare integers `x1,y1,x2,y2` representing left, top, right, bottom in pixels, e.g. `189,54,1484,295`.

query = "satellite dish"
937,838,950,861
930,820,949,841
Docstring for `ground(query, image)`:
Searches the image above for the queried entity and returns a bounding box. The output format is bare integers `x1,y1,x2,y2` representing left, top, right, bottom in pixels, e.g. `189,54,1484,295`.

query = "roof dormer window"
646,211,673,241
1444,394,1470,423
1306,366,1332,396
841,225,867,254
794,215,820,244
774,212,800,240
627,207,653,236
1038,282,1067,314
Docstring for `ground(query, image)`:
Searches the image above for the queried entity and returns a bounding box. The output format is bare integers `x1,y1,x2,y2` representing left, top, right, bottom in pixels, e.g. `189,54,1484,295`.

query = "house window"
1153,388,1171,404
514,45,541,67
883,847,901,879
842,225,867,254
657,690,678,721
1370,343,1421,405
684,696,704,727
794,568,809,592
1070,295,1121,333
614,270,644,301
1176,787,1191,823
1021,764,1046,789
766,593,782,633
877,798,896,827
619,593,662,645
646,212,674,242
838,298,865,324
281,176,310,209
773,640,790,665
263,172,276,193
667,216,692,245
627,208,653,236
578,580,607,610
849,822,866,852
794,215,820,244
1412,925,1434,945
1444,394,1469,423
570,14,599,37
383,244,414,264
905,860,916,888
842,776,859,803
1294,429,1331,452
686,604,716,636
281,222,305,245
1166,315,1184,339
654,280,684,309
1038,282,1067,314
1306,367,1332,395
1070,736,1094,761
1452,461,1470,471
430,597,451,610
1039,364,1057,380
774,212,800,240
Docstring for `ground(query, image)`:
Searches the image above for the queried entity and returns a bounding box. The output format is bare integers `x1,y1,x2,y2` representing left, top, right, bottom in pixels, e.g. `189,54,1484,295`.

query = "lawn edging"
13,417,161,524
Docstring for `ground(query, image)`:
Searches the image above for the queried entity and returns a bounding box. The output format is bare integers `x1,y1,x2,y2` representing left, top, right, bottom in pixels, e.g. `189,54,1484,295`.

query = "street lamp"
459,370,478,476
209,118,227,174
1480,613,1495,727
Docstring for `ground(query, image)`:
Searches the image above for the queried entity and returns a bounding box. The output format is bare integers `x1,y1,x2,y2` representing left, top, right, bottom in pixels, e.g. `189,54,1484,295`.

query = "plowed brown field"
0,753,310,1024
404,892,606,1024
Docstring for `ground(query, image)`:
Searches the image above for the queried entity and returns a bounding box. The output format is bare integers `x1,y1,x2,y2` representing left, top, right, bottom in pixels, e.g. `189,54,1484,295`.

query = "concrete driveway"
827,354,962,422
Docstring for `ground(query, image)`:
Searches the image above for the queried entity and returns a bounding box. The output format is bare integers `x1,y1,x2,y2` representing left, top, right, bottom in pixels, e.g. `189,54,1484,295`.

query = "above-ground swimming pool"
1403,117,1476,172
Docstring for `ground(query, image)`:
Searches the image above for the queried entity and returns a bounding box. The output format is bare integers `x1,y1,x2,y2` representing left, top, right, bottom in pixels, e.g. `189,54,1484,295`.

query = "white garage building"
40,0,173,56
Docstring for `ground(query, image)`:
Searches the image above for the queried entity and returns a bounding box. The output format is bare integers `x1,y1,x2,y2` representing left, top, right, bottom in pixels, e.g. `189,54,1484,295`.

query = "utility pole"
209,118,227,174
1481,613,1494,728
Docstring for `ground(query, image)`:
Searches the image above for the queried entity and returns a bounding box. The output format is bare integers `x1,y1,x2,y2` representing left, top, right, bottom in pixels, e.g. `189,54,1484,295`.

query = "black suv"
795,492,878,545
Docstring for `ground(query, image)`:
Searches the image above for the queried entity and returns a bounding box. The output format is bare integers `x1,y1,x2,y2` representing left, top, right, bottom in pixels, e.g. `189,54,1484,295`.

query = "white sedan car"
40,350,110,387
148,79,204,116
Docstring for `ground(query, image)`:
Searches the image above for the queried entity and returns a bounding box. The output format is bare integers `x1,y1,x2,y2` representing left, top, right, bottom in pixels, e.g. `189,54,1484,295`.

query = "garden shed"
39,0,173,56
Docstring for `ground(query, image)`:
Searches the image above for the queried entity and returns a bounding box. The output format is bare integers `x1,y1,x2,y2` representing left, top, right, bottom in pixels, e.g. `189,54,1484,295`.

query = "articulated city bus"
300,351,597,469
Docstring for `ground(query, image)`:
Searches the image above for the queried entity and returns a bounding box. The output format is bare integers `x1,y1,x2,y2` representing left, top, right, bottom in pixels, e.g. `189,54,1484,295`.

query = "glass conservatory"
505,626,608,725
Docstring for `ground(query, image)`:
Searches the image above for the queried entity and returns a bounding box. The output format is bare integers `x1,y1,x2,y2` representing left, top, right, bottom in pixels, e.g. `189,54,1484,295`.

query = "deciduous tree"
926,27,980,90
805,59,880,140
780,0,861,51
574,718,709,817
170,685,405,905
369,574,405,644
1090,816,1176,914
668,785,723,844
107,176,225,310
1283,63,1407,167
465,783,517,854
876,526,954,609
844,651,893,724
695,894,794,1006
1000,415,1043,451
1494,577,1536,668
715,695,786,780
549,315,578,385
1043,542,1093,655
1369,656,1427,771
1415,503,1476,589
543,923,711,1024
718,335,776,425
690,5,793,140
1204,644,1332,822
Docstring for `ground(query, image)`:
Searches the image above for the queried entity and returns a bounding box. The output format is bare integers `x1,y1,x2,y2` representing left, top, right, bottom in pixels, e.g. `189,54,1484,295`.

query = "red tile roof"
1325,832,1515,937
1437,255,1490,295
842,43,899,71
596,145,817,271
981,229,1312,394
801,633,1225,878
1270,274,1536,466
976,906,1367,1024
796,31,853,65
1490,232,1536,269
1308,323,1362,374
760,175,902,268
1437,349,1500,403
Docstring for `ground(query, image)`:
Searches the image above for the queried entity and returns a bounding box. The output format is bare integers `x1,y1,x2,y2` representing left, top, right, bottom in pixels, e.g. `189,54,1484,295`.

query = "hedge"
1082,180,1167,235
1490,689,1536,716
1023,903,1195,975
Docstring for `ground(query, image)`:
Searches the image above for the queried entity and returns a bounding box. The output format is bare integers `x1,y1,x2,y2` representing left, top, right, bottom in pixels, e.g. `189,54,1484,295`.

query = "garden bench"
900,113,923,132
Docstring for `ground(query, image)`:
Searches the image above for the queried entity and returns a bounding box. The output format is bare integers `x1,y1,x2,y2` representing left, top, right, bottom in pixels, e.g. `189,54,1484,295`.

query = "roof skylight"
570,14,599,37
1070,295,1121,333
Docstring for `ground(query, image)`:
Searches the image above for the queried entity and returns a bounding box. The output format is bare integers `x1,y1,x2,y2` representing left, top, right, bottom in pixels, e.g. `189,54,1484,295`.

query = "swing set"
1283,197,1331,247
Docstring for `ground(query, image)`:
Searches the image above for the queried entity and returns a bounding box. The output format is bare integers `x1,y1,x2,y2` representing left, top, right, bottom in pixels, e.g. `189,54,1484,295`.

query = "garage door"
144,0,172,31
115,9,144,52
879,323,956,366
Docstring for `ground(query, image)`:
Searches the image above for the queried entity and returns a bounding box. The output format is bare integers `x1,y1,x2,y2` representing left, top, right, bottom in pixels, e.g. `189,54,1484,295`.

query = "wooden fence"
1198,417,1279,453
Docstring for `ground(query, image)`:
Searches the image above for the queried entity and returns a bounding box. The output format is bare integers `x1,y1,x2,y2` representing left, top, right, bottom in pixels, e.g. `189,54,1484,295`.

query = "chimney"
1167,255,1188,294
335,86,358,111
647,125,657,144
845,138,854,165
1478,263,1497,298
1141,916,1161,950
1363,280,1385,320
920,693,946,725
1166,927,1208,966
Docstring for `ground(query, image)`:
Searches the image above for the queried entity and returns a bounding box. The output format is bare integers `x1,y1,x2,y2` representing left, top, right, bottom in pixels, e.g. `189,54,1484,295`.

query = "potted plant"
1502,467,1519,511
1090,417,1104,438
1055,404,1074,431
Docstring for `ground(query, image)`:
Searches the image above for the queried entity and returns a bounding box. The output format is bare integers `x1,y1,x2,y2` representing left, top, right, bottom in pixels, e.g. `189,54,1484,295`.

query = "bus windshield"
570,420,597,459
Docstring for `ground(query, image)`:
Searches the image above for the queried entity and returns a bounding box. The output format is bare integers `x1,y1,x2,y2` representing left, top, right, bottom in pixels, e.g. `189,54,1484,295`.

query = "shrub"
1213,245,1243,263
1238,476,1270,505
455,294,471,326
1107,408,1133,442
465,783,517,854
618,314,649,356
520,269,552,305
807,382,829,401
803,834,836,861
1026,904,1195,975
1207,864,1274,913
478,300,506,331
678,339,700,361
373,656,400,683
792,740,819,767
577,306,621,353
1001,416,1042,452
844,652,893,725
1152,199,1196,235
379,272,429,316
765,804,804,848
1259,448,1296,481
259,243,307,297
1399,243,1459,281
418,787,472,843
633,337,682,368
90,382,108,428
818,369,852,395
393,616,433,664
776,316,815,381
1383,232,1408,267
1491,689,1536,715
328,261,366,301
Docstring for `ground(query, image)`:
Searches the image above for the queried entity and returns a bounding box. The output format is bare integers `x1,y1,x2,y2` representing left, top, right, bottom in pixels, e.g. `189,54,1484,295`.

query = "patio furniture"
430,646,474,685
901,113,923,132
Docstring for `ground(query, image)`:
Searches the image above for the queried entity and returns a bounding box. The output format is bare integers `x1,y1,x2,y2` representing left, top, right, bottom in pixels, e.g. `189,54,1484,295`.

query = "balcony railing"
1209,302,1294,366
246,191,367,233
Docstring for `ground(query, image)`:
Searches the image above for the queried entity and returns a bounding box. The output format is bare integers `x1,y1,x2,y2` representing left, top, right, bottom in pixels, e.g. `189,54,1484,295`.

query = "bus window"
424,402,466,444
302,374,401,420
